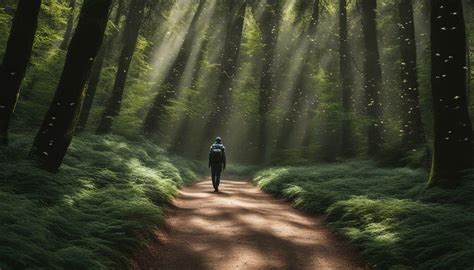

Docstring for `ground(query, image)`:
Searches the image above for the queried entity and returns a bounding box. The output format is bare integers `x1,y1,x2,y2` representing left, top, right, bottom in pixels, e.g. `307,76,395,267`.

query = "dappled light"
0,0,473,269
135,180,362,269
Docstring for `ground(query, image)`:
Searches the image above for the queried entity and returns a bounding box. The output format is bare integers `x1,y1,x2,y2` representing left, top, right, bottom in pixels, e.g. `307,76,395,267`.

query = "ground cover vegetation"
0,0,473,268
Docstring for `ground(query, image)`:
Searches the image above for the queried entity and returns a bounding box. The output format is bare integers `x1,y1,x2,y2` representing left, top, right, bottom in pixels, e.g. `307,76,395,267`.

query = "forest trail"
133,179,364,270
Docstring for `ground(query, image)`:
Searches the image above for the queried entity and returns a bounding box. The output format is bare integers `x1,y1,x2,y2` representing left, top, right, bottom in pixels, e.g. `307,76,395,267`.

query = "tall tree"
143,0,206,135
170,32,211,154
30,0,112,172
339,0,355,157
256,0,282,162
429,0,473,187
0,0,41,144
77,0,124,131
398,0,425,149
422,0,431,27
201,1,246,142
96,0,146,134
360,0,384,156
59,0,76,50
276,0,319,151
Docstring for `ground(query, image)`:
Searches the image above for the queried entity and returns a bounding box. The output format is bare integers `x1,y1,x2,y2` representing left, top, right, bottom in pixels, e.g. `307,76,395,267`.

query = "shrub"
0,133,203,269
253,161,474,269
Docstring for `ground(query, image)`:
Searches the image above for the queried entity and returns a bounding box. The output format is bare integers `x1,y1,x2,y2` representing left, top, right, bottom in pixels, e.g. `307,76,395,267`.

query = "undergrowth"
223,163,260,180
0,134,205,269
253,161,474,269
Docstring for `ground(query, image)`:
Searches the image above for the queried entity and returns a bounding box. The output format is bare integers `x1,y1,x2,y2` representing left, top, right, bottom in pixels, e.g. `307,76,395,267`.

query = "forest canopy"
0,0,473,182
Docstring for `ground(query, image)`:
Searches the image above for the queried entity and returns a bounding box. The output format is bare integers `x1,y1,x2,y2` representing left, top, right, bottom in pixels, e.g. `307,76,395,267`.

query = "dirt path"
134,179,364,270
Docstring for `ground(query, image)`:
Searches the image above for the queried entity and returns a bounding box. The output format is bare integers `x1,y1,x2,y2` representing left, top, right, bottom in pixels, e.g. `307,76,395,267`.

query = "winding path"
133,179,364,270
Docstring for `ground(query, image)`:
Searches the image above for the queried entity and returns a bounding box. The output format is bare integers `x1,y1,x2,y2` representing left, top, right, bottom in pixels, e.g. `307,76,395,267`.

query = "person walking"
209,136,226,192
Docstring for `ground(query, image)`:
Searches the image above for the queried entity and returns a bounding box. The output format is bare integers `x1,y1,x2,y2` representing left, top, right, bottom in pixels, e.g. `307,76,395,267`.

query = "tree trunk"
0,0,41,145
96,0,146,134
170,31,211,155
339,0,355,157
360,0,384,156
429,0,473,187
30,0,112,172
59,0,76,50
143,0,206,135
422,0,431,28
276,0,319,151
256,0,282,163
398,0,425,150
76,0,124,131
201,2,246,141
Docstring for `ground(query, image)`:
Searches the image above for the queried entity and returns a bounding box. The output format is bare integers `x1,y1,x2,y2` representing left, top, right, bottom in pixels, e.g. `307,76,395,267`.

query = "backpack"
210,145,224,163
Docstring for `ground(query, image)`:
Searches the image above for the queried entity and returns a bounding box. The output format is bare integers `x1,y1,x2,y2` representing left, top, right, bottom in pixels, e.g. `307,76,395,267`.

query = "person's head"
215,136,222,143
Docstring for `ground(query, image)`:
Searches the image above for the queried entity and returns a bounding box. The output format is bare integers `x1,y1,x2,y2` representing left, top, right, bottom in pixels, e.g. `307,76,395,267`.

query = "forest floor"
132,178,364,270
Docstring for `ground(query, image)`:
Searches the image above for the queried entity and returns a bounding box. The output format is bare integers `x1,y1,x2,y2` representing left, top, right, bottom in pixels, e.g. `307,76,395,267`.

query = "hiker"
209,136,226,192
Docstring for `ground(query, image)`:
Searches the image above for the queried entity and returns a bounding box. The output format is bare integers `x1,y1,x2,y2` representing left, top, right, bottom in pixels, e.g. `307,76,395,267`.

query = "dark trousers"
210,164,222,190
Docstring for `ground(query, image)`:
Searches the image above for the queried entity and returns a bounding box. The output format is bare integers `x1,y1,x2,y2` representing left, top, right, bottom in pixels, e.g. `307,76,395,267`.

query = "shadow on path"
132,179,364,270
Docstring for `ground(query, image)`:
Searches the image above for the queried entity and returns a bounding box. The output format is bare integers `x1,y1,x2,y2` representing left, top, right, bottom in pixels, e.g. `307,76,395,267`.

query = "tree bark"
360,0,384,156
339,0,355,157
256,0,282,163
30,0,112,172
429,0,473,187
398,0,425,150
96,0,146,134
201,1,246,141
422,0,431,28
59,0,76,50
170,29,211,155
76,0,124,131
143,0,206,135
276,0,319,151
0,0,41,145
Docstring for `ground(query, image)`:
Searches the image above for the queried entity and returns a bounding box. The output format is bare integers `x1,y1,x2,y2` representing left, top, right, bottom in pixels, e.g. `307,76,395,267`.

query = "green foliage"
0,0,472,268
108,36,155,137
312,68,343,161
253,162,474,269
327,195,474,270
467,2,474,119
1,0,473,165
224,163,260,180
0,0,78,129
0,7,13,58
376,139,431,168
0,133,204,269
